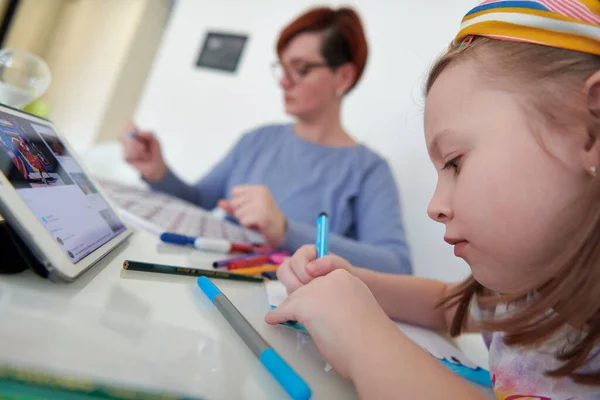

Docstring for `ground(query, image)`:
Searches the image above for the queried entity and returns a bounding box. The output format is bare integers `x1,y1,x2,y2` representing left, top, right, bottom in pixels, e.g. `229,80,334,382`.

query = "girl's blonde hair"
428,37,600,384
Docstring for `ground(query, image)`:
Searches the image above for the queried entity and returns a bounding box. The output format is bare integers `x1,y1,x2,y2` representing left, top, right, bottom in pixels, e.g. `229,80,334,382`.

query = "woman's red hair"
276,7,368,92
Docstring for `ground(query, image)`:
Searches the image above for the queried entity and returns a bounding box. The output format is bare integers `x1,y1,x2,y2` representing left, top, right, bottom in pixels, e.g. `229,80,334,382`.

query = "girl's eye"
442,156,462,174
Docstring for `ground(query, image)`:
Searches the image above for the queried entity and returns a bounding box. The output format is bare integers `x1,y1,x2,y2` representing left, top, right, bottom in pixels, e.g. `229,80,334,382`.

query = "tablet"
0,104,132,281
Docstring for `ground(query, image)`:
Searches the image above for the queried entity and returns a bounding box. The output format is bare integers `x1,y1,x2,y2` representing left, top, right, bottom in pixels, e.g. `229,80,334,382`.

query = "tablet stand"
0,214,48,277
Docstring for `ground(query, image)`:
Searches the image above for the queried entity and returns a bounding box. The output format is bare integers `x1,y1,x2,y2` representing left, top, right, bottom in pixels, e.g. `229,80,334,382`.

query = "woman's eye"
296,66,309,76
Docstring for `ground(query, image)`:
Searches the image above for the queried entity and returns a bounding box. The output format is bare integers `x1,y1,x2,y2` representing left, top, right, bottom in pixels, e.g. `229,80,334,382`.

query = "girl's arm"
267,268,486,399
349,319,487,399
351,267,478,333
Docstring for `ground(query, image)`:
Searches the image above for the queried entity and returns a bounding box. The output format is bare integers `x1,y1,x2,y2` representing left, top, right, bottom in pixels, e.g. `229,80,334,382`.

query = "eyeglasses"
270,61,329,85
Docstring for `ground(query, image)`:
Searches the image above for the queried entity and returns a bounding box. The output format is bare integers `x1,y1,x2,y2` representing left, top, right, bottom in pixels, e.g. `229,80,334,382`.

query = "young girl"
266,1,600,398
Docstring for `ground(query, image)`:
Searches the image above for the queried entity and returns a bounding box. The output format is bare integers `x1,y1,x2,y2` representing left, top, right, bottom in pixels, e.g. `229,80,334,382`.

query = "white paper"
117,208,163,236
96,178,264,243
394,321,479,369
265,281,289,307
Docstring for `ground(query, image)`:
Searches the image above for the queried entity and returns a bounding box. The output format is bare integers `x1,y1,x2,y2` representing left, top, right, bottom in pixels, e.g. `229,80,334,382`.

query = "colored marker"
227,254,272,270
197,277,312,400
262,271,278,280
269,251,290,265
269,305,308,333
268,212,330,331
160,232,254,253
316,212,329,258
250,245,274,253
127,122,139,139
231,264,278,276
122,260,264,282
213,249,279,268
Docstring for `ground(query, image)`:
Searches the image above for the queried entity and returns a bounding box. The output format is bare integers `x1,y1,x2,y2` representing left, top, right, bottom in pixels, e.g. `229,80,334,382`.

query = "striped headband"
451,0,600,55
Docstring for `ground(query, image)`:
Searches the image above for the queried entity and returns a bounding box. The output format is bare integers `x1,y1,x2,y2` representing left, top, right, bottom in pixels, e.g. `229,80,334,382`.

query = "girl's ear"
582,70,600,175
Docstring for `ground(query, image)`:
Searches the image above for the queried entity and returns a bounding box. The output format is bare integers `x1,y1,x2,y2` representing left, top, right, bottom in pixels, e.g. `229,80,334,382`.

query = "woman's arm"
282,160,411,274
147,136,244,209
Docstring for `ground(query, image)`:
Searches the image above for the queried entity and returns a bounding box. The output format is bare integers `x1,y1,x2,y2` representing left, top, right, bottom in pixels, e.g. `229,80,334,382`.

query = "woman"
123,7,411,274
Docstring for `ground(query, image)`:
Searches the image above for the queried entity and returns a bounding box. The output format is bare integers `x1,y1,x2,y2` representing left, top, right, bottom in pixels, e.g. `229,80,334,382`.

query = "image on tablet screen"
0,112,126,263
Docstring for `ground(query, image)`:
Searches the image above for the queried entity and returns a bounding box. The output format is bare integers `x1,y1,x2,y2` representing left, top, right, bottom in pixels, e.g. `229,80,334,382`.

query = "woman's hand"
122,123,168,182
218,185,286,246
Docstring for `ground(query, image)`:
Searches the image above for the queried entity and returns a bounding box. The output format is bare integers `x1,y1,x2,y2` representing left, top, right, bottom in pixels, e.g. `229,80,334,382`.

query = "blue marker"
197,277,312,400
127,123,140,139
315,212,329,258
269,212,327,341
439,360,493,387
160,232,254,254
269,305,308,333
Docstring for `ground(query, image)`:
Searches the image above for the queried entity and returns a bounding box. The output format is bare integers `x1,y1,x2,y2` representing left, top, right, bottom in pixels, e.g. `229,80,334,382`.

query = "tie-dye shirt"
473,303,600,399
484,330,600,399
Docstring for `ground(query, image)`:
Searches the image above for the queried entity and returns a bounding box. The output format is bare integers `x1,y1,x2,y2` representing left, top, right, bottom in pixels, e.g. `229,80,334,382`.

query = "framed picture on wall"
195,31,248,73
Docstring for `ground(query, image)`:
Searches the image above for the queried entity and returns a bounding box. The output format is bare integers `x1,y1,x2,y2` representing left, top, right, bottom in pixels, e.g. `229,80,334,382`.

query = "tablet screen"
0,109,126,263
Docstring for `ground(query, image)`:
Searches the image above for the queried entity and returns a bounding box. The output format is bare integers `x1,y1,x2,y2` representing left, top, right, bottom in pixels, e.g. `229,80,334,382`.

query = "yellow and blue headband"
451,0,600,55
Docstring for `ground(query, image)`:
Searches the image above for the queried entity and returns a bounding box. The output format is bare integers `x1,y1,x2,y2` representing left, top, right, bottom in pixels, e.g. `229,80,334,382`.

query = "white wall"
136,0,477,281
43,0,144,152
95,0,173,144
37,0,170,152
